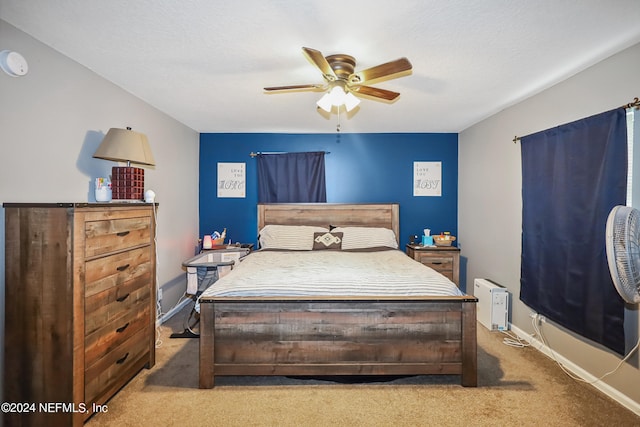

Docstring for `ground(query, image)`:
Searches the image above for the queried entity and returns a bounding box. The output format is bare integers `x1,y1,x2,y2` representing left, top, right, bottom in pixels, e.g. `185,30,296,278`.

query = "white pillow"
259,224,329,250
331,226,398,250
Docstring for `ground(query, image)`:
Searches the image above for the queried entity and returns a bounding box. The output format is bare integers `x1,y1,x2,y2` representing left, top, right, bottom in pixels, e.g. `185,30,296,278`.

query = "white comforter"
200,249,463,298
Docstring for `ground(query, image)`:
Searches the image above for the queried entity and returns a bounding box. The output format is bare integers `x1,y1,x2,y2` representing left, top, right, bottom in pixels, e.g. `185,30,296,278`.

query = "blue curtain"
520,108,627,355
257,152,327,203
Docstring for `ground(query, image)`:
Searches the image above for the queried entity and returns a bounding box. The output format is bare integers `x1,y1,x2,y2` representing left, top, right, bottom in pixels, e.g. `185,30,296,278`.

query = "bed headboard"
257,203,400,244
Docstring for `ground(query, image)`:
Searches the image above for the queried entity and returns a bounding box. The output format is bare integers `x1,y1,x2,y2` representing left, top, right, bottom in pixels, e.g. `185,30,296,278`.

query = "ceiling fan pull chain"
336,107,341,132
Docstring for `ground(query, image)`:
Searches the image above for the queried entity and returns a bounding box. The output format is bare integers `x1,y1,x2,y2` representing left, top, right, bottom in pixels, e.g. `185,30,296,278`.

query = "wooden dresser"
406,244,460,286
3,203,156,426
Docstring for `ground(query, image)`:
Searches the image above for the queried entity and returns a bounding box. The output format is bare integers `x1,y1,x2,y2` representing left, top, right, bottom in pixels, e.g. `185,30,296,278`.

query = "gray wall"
459,42,640,409
0,19,199,399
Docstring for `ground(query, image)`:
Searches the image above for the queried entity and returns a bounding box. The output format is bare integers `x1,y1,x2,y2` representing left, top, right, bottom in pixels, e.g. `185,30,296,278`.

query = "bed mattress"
200,249,463,298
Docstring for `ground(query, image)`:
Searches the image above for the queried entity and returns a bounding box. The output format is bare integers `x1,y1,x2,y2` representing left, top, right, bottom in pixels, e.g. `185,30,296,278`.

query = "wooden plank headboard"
257,203,400,244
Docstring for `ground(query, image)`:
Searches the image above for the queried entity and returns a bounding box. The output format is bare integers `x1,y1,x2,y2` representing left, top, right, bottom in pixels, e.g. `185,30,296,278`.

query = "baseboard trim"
510,323,640,416
156,298,192,328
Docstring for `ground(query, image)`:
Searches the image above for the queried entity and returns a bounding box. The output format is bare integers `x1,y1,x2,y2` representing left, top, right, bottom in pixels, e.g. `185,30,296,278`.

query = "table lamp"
93,127,155,201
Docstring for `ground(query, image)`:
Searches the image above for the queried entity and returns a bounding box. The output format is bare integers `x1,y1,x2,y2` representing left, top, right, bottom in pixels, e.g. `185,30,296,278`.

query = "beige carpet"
86,305,639,427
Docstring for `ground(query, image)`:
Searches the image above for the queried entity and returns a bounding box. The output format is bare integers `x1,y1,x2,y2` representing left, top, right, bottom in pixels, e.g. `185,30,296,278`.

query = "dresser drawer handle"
116,293,130,302
116,322,130,333
430,261,443,265
116,231,130,237
116,352,129,365
116,264,130,272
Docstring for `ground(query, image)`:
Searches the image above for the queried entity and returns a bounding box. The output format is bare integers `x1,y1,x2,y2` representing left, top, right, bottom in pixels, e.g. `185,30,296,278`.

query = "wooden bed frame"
199,203,478,388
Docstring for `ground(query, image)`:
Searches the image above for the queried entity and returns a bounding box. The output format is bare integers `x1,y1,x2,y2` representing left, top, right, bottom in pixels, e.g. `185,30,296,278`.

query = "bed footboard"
199,296,477,388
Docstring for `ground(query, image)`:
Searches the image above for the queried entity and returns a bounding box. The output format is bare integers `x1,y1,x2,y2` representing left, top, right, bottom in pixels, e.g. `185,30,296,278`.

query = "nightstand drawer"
415,254,454,268
406,244,460,286
419,256,454,276
85,216,151,257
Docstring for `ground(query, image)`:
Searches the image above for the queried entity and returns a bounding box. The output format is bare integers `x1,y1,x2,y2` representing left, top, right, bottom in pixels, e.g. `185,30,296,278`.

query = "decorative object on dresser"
93,127,155,201
406,244,460,286
3,203,157,427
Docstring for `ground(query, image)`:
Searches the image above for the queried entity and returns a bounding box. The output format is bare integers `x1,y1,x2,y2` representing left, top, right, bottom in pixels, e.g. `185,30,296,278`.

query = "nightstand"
406,244,460,286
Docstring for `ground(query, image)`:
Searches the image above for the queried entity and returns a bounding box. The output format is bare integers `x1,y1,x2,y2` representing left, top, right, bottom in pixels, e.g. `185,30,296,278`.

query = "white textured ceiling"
2,0,640,133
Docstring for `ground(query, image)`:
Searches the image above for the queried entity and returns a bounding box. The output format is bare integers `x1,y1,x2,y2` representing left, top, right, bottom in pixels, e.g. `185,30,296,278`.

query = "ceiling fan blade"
351,57,412,84
351,85,400,101
264,84,324,91
302,47,337,81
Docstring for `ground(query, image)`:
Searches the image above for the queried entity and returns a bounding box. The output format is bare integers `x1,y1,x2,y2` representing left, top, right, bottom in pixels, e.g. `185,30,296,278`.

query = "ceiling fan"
264,47,412,113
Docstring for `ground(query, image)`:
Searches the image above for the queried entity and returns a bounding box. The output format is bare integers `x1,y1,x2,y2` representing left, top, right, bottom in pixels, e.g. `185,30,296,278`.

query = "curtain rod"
622,97,640,110
249,151,330,157
512,96,639,144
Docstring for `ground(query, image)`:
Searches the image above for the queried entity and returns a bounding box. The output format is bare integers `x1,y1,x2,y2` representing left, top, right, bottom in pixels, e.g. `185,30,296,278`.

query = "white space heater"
473,278,509,331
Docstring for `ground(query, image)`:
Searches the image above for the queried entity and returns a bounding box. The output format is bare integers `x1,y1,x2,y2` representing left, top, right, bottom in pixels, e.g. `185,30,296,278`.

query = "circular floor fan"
605,205,640,303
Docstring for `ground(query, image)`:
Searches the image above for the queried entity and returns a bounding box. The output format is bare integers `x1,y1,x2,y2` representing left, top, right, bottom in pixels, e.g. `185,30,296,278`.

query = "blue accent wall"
199,133,458,246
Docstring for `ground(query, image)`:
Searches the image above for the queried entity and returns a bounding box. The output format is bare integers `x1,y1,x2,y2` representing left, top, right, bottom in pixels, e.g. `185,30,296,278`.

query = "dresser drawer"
85,246,152,299
85,216,151,258
85,328,151,404
85,285,151,337
85,307,150,368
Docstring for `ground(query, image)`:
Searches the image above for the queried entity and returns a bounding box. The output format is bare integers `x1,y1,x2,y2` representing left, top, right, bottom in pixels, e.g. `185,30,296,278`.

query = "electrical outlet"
158,288,163,301
529,311,546,325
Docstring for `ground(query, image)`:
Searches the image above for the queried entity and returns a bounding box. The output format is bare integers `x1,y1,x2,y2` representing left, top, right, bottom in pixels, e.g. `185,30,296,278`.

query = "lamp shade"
93,127,155,166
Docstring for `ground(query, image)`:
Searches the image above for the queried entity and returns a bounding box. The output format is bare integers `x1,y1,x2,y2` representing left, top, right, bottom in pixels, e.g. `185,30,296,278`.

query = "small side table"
406,244,460,286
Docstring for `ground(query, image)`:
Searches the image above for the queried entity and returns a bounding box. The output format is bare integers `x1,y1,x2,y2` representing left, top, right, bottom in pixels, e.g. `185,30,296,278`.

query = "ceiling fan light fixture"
328,85,346,104
316,84,360,113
